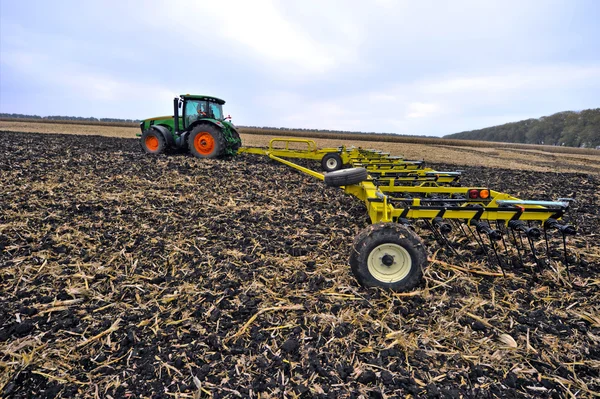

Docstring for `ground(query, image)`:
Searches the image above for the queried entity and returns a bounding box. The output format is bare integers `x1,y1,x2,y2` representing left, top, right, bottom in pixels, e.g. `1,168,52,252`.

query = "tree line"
444,108,600,148
0,113,140,124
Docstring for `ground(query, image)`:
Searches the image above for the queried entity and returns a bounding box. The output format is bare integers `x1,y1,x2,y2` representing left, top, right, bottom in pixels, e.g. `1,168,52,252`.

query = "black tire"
231,129,242,152
321,153,343,172
140,129,166,154
324,167,368,187
188,124,225,159
349,223,427,291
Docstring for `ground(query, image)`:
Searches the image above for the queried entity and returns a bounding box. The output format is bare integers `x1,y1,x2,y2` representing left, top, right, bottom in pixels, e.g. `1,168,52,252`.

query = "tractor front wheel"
231,129,242,152
189,124,224,159
140,129,166,154
349,223,427,291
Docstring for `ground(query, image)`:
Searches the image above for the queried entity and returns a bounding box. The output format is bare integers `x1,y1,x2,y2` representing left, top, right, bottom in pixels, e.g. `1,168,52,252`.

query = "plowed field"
1,131,599,398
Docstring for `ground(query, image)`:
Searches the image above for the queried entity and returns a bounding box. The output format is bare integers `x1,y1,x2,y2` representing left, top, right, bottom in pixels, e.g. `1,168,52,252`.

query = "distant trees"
445,109,600,148
0,113,140,123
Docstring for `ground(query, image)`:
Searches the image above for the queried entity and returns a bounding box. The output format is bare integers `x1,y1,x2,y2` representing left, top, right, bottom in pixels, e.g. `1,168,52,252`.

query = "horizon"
1,1,599,137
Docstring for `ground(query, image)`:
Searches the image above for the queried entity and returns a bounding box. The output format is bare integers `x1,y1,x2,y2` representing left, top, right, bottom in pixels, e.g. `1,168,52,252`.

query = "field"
1,120,600,174
1,126,599,398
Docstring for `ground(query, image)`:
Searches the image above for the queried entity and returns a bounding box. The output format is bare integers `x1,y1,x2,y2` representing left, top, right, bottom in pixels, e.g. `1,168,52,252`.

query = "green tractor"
138,94,242,158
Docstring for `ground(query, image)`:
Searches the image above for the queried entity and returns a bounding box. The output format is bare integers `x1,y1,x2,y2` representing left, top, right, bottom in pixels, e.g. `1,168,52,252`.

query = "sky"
1,0,599,136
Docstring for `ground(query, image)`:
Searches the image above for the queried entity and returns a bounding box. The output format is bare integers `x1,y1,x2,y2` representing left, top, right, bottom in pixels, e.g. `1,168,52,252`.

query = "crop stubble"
0,131,599,398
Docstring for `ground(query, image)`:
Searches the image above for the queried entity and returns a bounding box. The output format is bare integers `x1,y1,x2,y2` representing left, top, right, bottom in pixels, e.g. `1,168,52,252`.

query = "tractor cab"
179,95,225,129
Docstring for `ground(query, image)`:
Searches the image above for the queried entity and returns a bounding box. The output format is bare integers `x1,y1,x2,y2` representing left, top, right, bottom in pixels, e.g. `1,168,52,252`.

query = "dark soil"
1,131,599,398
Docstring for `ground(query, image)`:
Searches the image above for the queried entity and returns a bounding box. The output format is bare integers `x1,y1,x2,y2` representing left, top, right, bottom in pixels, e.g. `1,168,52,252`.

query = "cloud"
420,65,600,94
152,0,362,76
1,0,599,133
406,102,440,118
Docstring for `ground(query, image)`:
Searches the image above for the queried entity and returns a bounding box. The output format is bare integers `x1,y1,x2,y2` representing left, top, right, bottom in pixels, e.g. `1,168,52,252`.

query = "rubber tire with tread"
324,167,368,187
231,129,242,152
188,123,225,159
321,153,343,172
140,129,166,154
349,223,427,291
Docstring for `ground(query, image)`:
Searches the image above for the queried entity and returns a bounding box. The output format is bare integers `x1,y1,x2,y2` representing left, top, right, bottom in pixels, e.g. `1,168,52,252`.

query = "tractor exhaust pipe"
173,97,180,135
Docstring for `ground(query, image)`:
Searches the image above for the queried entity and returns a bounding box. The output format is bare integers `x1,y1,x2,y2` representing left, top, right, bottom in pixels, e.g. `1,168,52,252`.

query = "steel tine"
562,232,571,282
526,235,543,273
544,228,551,255
436,224,463,259
455,220,471,241
496,222,513,267
424,219,444,244
489,238,506,278
474,228,489,254
468,224,486,252
510,229,525,267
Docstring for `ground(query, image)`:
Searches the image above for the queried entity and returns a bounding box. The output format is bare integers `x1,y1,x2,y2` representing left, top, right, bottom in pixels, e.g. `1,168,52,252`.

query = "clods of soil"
1,131,599,398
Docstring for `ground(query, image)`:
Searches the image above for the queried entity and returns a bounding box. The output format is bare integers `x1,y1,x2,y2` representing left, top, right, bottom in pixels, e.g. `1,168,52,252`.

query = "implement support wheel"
321,153,343,172
140,129,166,154
350,223,427,291
189,124,224,159
324,167,368,187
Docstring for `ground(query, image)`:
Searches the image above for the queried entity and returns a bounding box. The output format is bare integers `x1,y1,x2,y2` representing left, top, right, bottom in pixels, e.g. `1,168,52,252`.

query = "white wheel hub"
326,158,338,169
367,243,412,283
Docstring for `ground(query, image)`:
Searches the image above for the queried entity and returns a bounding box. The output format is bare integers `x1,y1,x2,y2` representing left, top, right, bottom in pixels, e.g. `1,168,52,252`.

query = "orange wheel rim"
194,132,215,155
145,135,159,151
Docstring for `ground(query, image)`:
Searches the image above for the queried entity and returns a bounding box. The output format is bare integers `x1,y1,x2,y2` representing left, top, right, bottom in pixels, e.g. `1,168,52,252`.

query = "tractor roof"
180,94,225,104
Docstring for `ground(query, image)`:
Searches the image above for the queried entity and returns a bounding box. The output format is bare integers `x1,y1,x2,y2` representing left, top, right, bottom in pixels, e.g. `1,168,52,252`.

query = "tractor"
139,94,242,158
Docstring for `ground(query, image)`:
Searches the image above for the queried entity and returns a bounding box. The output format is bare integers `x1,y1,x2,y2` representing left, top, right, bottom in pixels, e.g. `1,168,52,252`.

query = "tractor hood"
143,115,172,122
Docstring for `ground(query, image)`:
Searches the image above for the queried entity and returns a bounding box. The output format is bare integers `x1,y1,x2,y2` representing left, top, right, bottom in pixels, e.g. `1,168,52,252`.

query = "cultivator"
240,138,578,291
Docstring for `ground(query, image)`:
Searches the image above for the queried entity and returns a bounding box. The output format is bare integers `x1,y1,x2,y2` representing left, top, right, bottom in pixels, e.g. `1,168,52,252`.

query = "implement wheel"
350,223,427,291
324,167,368,187
321,153,343,172
140,129,166,154
189,124,224,159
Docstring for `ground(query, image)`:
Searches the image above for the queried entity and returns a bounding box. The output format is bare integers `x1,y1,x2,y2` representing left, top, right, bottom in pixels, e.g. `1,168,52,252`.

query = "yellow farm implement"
239,138,576,291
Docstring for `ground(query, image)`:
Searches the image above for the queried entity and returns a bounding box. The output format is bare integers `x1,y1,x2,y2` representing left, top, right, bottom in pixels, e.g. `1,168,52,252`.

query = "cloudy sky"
1,0,599,136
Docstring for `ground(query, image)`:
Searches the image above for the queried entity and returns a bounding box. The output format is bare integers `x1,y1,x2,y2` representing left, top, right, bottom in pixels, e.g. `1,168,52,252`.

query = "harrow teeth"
471,221,502,240
432,217,452,235
508,220,542,239
544,218,577,235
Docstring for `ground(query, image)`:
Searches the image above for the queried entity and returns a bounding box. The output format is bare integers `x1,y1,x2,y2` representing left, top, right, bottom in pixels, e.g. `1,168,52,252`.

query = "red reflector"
468,189,479,199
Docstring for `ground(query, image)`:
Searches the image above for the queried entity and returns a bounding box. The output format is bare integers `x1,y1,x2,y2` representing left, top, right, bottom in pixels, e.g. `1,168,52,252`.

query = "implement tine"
489,239,506,278
468,224,487,253
544,228,551,255
454,220,470,241
562,232,571,282
495,221,513,267
434,220,462,259
510,229,525,267
424,219,444,244
526,235,544,274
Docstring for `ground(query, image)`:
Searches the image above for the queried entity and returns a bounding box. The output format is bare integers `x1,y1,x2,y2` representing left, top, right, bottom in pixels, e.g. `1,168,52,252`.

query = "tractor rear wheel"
189,124,224,159
321,153,343,172
349,223,427,291
141,129,166,154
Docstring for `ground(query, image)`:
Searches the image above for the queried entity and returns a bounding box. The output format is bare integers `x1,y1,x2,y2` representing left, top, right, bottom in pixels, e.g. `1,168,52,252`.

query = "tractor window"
209,102,223,120
184,100,208,127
